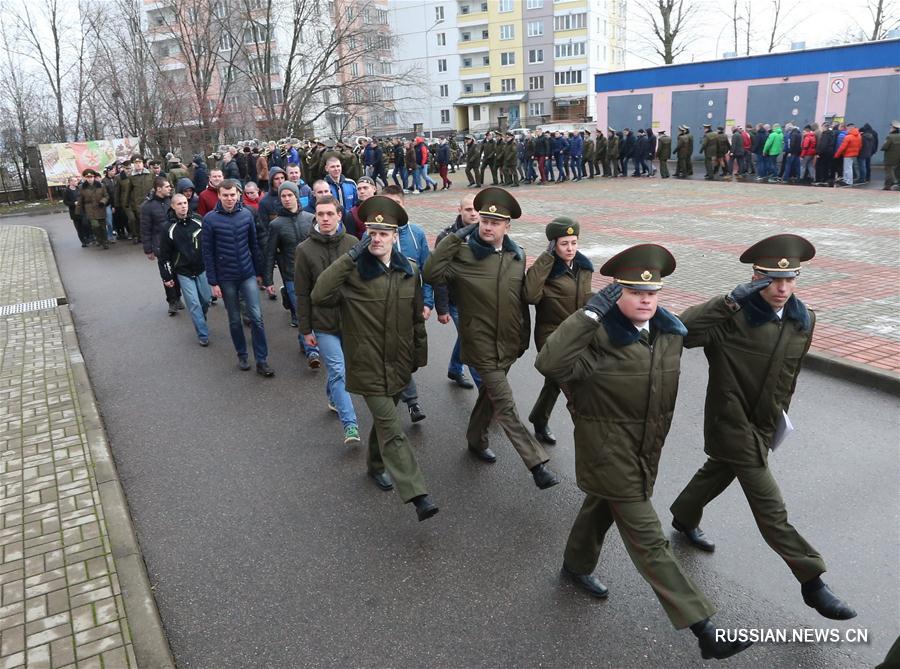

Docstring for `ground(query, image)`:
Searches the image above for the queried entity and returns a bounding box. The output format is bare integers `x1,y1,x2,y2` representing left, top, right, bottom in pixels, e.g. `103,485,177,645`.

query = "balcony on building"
458,24,489,52
459,52,491,79
457,0,489,24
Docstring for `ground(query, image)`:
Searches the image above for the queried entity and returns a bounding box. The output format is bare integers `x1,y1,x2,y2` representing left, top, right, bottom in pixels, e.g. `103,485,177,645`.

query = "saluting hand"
347,236,371,260
454,223,478,240
584,282,623,318
729,276,772,304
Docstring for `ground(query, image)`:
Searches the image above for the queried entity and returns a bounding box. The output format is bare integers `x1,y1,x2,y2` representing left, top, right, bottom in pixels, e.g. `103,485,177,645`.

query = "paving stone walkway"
406,175,900,376
0,226,138,668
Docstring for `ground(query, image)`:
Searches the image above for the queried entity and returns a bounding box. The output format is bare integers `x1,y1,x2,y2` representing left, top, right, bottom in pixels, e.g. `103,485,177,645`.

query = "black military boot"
408,403,426,423
412,495,439,522
531,463,559,489
561,564,608,598
672,518,715,552
533,423,557,445
691,619,753,660
802,578,857,620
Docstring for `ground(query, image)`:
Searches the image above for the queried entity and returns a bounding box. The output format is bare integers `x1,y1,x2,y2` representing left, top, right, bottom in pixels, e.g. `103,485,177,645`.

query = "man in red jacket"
197,169,224,215
834,123,861,186
800,125,817,182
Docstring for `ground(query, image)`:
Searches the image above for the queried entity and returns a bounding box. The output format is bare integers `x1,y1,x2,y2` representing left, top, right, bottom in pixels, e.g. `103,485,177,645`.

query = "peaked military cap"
131,154,144,161
81,168,100,177
120,159,132,167
740,234,815,278
545,216,579,241
702,123,712,128
607,127,616,132
892,120,900,129
359,195,408,230
148,159,161,167
473,186,521,220
600,243,676,291
585,130,592,135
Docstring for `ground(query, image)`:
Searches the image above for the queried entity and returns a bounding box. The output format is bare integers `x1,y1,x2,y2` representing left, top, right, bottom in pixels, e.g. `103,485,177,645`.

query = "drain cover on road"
0,297,65,316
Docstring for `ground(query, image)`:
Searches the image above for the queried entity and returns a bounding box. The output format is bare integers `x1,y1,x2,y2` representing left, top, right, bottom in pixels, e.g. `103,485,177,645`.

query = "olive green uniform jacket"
715,132,730,157
701,131,719,159
535,305,687,501
77,182,109,220
466,142,481,168
607,135,619,160
503,140,518,168
680,292,814,467
480,139,496,165
583,139,595,162
657,135,672,160
424,232,530,372
523,251,594,350
124,170,153,210
311,247,427,397
676,133,691,157
881,131,900,166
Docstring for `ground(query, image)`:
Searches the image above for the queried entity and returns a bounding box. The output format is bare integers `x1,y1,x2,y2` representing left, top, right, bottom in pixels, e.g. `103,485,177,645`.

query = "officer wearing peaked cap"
311,196,438,522
536,244,751,660
524,217,594,445
425,187,560,490
671,233,857,622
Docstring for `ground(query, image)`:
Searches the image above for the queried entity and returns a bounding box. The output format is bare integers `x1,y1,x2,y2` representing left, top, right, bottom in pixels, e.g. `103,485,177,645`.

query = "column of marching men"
71,140,867,661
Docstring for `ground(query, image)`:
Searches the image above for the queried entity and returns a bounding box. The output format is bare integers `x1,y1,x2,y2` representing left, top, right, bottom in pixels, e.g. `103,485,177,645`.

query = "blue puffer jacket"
551,136,565,155
570,134,584,157
201,201,263,285
326,175,358,215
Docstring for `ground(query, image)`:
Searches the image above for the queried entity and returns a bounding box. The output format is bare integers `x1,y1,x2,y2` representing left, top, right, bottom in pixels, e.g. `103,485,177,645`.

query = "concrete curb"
39,226,176,669
0,206,66,219
805,350,900,397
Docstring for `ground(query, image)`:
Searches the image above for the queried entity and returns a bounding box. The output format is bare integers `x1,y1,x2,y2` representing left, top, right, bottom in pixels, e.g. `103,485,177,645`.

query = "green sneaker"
343,425,360,444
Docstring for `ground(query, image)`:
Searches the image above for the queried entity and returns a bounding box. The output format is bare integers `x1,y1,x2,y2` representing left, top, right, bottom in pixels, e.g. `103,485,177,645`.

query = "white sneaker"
328,401,338,413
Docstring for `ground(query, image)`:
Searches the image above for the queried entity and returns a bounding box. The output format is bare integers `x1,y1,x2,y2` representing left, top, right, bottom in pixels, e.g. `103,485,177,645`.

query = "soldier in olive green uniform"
424,187,559,490
536,245,751,661
675,126,690,178
124,155,154,243
463,135,481,187
582,131,595,178
502,133,519,187
595,131,608,177
607,129,620,177
311,196,438,522
881,120,900,190
700,123,718,179
77,169,110,249
656,129,672,179
524,218,593,445
715,126,730,176
479,132,498,186
671,234,857,621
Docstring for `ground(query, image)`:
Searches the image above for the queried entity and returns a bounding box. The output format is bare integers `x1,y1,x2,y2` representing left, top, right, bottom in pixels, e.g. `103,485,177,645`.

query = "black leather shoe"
412,495,439,522
468,446,497,463
672,518,715,552
533,424,557,445
695,621,753,660
447,371,474,389
238,356,251,371
561,564,608,599
803,584,857,620
408,403,426,422
256,362,275,377
370,471,394,491
168,302,178,316
531,463,560,489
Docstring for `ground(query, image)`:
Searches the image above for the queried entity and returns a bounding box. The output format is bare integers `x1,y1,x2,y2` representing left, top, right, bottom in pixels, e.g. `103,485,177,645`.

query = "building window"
365,62,375,75
356,117,365,130
381,61,392,74
244,22,269,44
528,75,544,90
463,57,473,67
482,55,490,65
461,31,471,41
526,0,544,7
435,6,444,21
473,106,481,121
483,82,491,91
501,78,516,92
554,70,584,85
219,33,233,51
499,0,513,11
553,13,587,30
526,21,543,37
500,24,514,40
528,49,543,63
439,84,449,97
482,29,490,39
529,102,545,117
555,42,586,58
438,58,447,72
383,86,395,100
441,109,450,124
464,83,474,93
500,51,515,66
437,32,446,46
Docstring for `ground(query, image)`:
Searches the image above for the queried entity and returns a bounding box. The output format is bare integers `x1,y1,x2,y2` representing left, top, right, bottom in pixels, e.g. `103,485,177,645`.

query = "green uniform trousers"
364,395,428,503
564,494,716,629
89,219,108,246
528,377,561,429
125,207,140,239
466,368,547,470
670,457,826,583
676,156,690,176
480,161,499,185
704,156,715,177
659,159,670,178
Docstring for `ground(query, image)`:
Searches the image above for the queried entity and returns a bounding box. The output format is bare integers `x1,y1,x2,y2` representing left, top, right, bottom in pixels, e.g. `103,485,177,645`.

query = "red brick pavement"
410,176,900,376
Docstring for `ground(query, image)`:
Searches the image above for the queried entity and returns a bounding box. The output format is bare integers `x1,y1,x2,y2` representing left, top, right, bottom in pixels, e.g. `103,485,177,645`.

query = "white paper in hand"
770,411,794,451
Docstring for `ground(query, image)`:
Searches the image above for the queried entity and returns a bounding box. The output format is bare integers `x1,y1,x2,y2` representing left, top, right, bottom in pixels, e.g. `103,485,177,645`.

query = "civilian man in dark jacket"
201,179,274,376
814,124,836,185
141,176,183,315
158,194,210,345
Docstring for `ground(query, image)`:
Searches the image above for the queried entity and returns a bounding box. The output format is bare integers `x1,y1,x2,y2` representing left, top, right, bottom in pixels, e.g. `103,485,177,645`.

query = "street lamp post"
424,17,444,139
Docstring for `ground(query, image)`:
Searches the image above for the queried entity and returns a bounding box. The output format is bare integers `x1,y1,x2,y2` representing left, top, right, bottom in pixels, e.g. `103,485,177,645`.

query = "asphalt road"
9,212,898,668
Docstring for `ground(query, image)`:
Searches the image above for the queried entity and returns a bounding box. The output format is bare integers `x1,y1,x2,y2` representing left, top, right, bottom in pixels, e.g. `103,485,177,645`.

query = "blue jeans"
284,280,320,359
176,273,211,340
220,276,268,362
554,154,565,178
412,166,424,191
448,304,481,388
315,331,357,428
421,164,436,187
570,156,582,178
859,157,871,182
392,165,408,189
105,206,114,238
784,155,800,180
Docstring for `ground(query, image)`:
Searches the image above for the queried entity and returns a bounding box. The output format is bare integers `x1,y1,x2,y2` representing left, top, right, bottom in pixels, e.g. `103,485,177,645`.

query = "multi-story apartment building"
390,0,626,134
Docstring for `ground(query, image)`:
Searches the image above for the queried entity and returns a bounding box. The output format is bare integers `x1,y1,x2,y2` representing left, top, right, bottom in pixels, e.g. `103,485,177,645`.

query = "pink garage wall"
595,67,898,134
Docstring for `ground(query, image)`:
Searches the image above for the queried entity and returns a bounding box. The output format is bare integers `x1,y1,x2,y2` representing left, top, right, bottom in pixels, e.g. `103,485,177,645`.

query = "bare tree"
764,0,800,53
858,0,899,40
636,0,700,63
744,0,752,54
